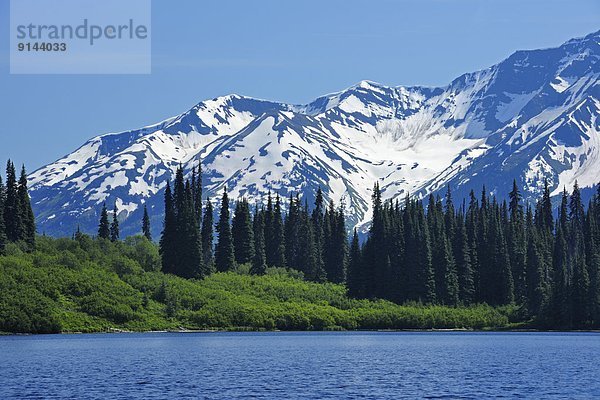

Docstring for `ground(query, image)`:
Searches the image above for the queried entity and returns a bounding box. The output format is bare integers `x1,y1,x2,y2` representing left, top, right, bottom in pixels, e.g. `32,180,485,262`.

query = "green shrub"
0,235,515,333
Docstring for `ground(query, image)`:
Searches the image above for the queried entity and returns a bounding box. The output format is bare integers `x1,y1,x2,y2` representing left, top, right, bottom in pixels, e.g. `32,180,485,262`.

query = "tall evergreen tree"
251,209,267,275
0,176,6,254
97,203,110,239
215,188,235,272
347,228,363,298
297,200,324,281
17,165,35,249
179,180,204,278
159,181,177,274
142,205,152,241
271,194,286,267
311,188,326,281
455,212,474,304
232,198,255,264
550,220,570,326
192,163,203,224
368,183,389,298
201,198,214,270
330,202,348,283
569,182,590,325
110,204,119,242
525,206,548,315
285,194,301,270
4,161,19,242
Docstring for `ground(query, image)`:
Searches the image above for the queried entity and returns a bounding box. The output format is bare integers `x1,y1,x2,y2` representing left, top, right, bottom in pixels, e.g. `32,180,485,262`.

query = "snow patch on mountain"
28,30,600,237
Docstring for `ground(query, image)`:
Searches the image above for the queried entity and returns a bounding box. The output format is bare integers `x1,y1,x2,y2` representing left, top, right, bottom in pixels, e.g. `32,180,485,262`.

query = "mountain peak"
29,30,600,238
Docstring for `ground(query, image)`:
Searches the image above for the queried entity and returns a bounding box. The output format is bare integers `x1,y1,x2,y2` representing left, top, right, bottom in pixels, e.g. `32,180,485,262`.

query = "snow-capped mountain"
30,30,600,238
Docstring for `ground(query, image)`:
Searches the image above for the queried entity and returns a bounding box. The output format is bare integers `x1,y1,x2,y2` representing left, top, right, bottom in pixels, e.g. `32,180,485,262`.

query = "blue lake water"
1,332,599,399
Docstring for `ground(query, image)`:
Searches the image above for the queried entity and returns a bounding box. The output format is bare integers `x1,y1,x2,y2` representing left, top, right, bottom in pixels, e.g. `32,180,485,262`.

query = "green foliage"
215,189,235,272
0,236,513,333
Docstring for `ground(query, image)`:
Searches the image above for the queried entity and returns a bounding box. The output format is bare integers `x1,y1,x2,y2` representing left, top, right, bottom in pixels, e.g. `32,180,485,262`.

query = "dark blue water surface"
1,332,599,399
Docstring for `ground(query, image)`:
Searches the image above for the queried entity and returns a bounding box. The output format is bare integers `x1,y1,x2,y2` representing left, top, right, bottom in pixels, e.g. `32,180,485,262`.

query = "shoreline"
3,328,600,336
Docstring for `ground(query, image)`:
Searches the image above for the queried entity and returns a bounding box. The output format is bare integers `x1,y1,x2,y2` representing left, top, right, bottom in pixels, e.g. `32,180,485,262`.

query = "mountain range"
29,30,600,238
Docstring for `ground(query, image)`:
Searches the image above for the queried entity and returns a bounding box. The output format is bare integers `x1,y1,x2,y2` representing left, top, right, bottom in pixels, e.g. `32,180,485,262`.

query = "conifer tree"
17,165,35,249
493,203,514,305
369,183,389,298
525,207,548,315
297,200,324,281
98,203,110,239
232,198,254,264
142,205,152,241
329,202,348,283
508,180,527,302
550,221,570,326
179,180,204,278
311,188,326,281
4,161,19,242
215,188,235,272
569,182,590,325
285,194,301,269
455,212,474,303
192,163,203,224
264,192,275,266
584,200,600,324
347,229,363,298
110,204,120,242
201,198,214,270
251,209,267,275
417,201,436,303
0,176,6,254
159,181,177,274
271,194,286,267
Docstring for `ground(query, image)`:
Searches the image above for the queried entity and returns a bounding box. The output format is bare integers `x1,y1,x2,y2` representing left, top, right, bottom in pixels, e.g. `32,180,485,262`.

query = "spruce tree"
98,203,110,239
584,201,600,325
569,182,590,325
551,221,570,326
285,194,301,270
369,183,389,298
536,179,554,232
178,180,204,278
159,181,177,274
110,204,119,242
525,208,548,315
311,188,326,282
215,188,235,272
251,209,267,275
17,165,35,249
297,200,324,282
508,180,527,302
417,201,436,303
455,213,474,304
347,229,363,298
4,161,19,242
0,176,6,254
264,192,275,266
142,205,152,241
232,198,254,264
201,198,214,270
332,202,348,283
272,194,286,267
493,203,514,305
192,163,203,224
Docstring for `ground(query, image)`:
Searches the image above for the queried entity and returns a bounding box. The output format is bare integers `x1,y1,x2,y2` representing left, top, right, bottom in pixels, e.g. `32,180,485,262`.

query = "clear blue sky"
1,0,599,172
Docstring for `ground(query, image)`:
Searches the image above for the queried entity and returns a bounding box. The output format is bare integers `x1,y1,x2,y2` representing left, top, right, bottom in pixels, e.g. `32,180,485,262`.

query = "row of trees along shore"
0,161,35,254
154,165,600,328
0,160,598,328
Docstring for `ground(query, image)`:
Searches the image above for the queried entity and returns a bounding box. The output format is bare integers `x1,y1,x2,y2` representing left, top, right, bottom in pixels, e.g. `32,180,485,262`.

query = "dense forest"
155,165,600,329
0,160,599,331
